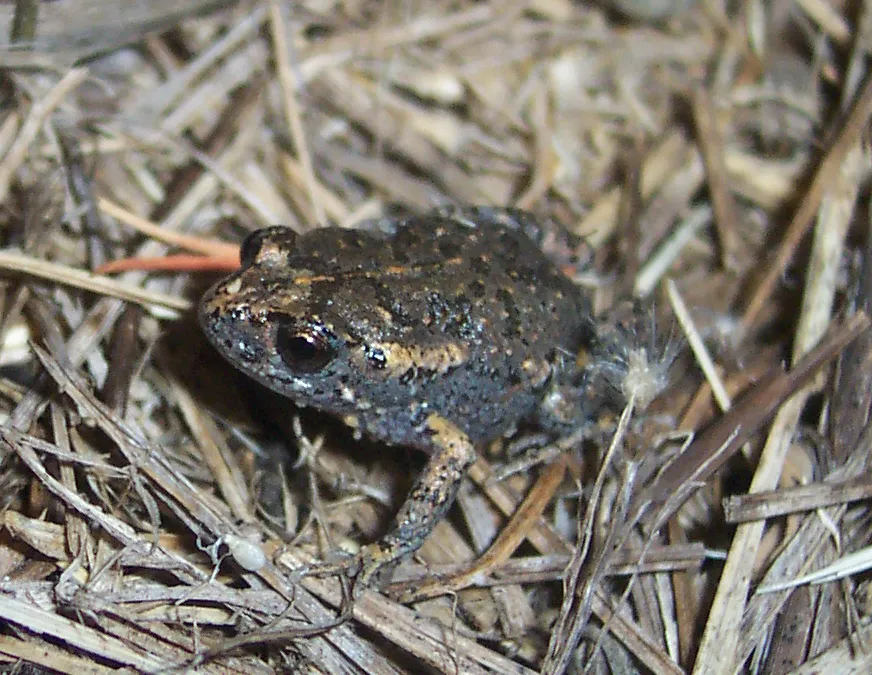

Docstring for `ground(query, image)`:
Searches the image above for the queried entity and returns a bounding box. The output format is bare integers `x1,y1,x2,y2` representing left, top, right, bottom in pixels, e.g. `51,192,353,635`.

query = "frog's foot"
307,552,361,579
354,542,403,587
305,542,404,589
313,414,477,589
355,414,476,582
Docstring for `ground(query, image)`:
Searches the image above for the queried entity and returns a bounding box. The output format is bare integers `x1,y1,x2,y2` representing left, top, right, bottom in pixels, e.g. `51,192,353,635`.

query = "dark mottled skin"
199,206,591,581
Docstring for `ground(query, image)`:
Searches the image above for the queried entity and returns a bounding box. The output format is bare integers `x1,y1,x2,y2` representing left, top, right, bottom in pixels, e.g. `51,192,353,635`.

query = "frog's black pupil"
275,323,335,374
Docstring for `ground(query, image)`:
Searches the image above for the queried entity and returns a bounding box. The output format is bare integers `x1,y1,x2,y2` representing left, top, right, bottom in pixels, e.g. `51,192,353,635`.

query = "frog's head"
198,227,358,413
199,226,469,417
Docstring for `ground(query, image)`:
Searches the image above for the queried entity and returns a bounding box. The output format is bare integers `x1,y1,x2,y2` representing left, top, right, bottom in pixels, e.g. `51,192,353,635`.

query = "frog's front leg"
356,413,476,585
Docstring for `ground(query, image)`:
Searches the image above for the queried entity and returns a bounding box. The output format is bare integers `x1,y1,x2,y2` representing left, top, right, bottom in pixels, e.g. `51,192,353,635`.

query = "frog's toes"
355,542,402,587
306,551,360,579
305,544,397,590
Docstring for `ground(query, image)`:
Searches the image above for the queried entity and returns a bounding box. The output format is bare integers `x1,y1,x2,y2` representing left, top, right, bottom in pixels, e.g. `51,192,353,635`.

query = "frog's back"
308,211,591,445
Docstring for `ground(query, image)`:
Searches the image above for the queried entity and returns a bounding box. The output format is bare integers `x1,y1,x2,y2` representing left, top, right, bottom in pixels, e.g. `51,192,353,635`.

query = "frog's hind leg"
356,413,476,585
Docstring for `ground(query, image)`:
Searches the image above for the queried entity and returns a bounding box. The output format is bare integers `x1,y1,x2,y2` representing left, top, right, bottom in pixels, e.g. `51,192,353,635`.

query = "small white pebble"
224,533,267,572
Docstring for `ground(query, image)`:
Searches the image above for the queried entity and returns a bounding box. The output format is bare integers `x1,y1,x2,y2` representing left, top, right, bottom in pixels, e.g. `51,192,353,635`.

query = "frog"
198,206,593,583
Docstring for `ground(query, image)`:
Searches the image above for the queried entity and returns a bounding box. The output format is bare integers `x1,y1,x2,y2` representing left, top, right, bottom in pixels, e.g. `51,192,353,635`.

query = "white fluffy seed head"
620,347,671,410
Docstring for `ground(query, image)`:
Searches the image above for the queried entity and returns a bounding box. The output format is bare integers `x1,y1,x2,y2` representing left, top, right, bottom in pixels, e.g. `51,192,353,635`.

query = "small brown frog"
199,206,592,582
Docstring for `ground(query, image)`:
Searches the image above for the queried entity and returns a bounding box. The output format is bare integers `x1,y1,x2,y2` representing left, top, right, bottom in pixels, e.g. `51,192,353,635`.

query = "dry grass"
0,1,870,673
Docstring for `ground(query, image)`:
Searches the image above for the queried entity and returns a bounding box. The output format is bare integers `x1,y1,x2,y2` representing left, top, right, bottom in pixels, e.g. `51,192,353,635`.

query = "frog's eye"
240,227,298,267
239,229,271,267
274,317,338,374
